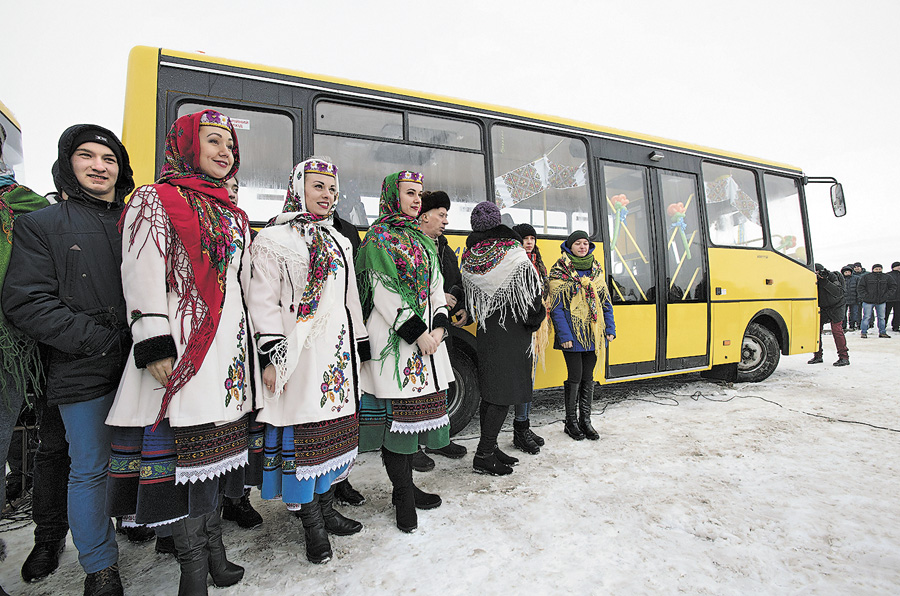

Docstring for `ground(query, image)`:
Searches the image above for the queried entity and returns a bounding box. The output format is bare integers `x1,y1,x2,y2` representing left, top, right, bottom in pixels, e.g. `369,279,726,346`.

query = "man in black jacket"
857,263,897,338
808,264,849,366
885,261,900,333
2,125,134,595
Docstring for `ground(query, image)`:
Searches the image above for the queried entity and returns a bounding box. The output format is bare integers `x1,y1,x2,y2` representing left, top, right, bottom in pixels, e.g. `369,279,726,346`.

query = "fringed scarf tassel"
463,260,543,330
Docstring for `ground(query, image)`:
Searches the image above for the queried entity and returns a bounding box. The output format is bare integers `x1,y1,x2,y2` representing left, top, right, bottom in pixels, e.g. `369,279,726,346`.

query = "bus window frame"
699,158,770,252
759,170,814,269
488,121,596,240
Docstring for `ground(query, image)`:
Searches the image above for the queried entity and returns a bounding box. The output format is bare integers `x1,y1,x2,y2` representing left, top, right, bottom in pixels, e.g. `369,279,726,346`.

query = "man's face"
854,265,862,273
873,266,883,273
843,270,852,277
225,178,239,205
71,142,118,201
419,207,448,239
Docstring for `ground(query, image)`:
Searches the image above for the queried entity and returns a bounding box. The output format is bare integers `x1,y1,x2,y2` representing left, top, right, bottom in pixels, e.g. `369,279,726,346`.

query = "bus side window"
490,125,590,237
763,174,808,264
701,162,764,248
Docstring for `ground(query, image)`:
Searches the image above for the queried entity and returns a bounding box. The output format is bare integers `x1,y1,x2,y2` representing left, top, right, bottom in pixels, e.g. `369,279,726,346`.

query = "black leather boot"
513,419,540,454
320,485,363,536
494,445,519,466
382,448,417,533
333,479,366,506
205,510,244,587
297,494,333,564
563,381,585,440
473,448,513,476
171,515,210,596
578,381,600,440
528,426,545,447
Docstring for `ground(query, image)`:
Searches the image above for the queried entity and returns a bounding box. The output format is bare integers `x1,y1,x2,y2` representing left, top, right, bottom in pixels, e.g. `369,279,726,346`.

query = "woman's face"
571,238,590,257
522,235,536,253
197,125,235,179
398,181,423,217
304,173,338,216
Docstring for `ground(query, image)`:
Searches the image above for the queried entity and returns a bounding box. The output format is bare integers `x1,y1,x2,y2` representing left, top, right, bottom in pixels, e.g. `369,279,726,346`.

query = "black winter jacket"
816,270,845,323
889,269,900,301
857,271,897,305
2,194,132,405
437,234,464,308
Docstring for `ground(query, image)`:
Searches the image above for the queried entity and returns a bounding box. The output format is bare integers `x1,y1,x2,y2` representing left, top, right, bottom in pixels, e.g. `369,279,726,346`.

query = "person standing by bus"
356,171,450,533
3,124,134,595
885,262,900,334
857,264,896,338
247,158,367,564
847,262,865,330
461,202,545,475
548,231,615,441
510,223,549,455
808,263,849,367
105,110,254,594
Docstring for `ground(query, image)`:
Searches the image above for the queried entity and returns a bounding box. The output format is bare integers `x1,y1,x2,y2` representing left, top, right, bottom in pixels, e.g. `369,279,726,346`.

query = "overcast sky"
3,0,897,269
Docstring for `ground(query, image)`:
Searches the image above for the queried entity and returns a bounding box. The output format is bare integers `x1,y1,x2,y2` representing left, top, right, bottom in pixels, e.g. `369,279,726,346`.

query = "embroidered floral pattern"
401,351,429,393
192,197,245,293
320,325,351,411
461,239,518,276
292,222,344,322
224,317,247,409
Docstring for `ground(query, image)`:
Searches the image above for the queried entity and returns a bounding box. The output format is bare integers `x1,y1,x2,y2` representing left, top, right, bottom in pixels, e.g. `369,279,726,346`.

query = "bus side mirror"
830,183,846,217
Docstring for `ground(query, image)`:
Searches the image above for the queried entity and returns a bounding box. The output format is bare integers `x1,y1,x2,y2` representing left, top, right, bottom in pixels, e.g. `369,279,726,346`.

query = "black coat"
816,270,845,324
857,271,897,305
2,194,132,405
889,270,900,301
437,234,464,307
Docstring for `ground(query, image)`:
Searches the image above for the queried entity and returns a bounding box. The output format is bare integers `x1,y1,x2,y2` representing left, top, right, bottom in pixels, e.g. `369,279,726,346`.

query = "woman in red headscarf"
106,110,258,595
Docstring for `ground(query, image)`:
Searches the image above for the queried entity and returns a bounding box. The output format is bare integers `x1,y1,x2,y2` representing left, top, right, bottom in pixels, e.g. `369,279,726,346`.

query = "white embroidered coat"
359,255,454,400
106,186,259,428
247,217,367,427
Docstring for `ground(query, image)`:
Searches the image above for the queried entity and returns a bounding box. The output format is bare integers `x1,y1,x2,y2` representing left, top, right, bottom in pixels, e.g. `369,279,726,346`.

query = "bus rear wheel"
737,322,780,383
447,348,480,435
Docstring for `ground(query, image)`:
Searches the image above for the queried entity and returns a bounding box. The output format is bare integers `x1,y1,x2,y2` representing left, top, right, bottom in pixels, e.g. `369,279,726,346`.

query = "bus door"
599,160,709,379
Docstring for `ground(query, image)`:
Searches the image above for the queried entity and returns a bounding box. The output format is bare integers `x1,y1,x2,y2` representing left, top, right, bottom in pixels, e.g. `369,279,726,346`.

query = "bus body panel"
790,299,819,354
666,302,709,359
123,46,161,188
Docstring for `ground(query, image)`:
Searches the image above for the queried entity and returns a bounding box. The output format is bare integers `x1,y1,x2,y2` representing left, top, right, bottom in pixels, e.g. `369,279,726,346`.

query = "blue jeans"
861,302,886,335
848,302,861,327
514,401,531,422
57,391,118,574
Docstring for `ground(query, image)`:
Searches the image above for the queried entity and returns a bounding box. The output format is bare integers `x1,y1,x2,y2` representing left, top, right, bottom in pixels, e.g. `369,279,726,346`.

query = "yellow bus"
121,46,845,433
0,101,26,183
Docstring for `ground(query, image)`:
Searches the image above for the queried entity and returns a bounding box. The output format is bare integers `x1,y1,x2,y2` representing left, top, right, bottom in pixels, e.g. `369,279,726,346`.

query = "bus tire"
737,322,780,383
447,348,480,436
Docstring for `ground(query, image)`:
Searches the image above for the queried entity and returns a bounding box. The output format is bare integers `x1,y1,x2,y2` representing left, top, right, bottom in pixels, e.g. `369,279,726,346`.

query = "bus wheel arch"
447,328,481,435
737,310,787,383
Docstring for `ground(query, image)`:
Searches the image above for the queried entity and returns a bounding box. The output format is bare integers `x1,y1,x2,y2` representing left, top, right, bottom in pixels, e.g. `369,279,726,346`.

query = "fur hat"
471,201,501,232
512,223,537,239
420,190,450,215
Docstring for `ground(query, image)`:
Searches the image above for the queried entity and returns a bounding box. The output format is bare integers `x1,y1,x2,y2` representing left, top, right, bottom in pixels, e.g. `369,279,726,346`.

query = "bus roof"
0,100,21,131
155,47,802,174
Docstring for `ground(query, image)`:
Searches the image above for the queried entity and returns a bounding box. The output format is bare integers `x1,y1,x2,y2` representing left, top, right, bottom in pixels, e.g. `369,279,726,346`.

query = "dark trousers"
815,319,849,360
885,301,900,331
563,350,598,384
848,302,861,328
32,399,70,543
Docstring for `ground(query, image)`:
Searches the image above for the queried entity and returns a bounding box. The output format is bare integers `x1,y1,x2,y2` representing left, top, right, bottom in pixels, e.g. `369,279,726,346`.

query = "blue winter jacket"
549,243,616,352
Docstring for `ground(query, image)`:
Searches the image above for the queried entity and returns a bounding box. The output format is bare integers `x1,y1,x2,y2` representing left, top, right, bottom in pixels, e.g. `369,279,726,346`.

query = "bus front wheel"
447,348,480,435
737,322,780,382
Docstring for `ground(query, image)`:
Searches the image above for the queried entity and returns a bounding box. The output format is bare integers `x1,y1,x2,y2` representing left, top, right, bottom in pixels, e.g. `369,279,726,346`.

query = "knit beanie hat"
853,262,862,267
892,261,900,269
873,263,883,270
70,128,125,166
420,190,450,215
564,230,590,249
814,263,825,273
471,201,501,232
512,223,537,239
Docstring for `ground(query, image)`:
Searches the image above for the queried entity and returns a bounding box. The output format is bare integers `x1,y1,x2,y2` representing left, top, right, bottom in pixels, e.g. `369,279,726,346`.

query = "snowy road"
2,332,898,595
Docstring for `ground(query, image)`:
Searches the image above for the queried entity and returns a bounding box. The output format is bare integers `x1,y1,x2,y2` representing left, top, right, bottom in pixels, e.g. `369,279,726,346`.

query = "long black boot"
563,381,585,440
513,419,540,454
382,448,417,533
578,381,600,440
320,485,363,536
297,494,333,564
171,515,209,596
205,510,244,587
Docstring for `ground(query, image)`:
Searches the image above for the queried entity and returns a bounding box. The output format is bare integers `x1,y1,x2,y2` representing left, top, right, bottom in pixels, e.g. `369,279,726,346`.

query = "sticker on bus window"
231,118,250,130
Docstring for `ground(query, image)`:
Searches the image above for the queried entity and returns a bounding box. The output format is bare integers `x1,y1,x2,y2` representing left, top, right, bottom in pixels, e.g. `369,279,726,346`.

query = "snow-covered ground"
2,332,898,595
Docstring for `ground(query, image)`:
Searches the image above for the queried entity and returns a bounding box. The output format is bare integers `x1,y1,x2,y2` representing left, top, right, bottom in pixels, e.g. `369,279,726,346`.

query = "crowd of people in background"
809,260,899,367
0,111,615,596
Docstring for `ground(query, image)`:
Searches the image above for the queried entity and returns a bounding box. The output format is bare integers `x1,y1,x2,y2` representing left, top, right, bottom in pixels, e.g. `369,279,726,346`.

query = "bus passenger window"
763,174,808,264
490,125,591,237
602,164,654,304
659,171,706,301
177,103,294,224
409,114,481,150
701,163,764,248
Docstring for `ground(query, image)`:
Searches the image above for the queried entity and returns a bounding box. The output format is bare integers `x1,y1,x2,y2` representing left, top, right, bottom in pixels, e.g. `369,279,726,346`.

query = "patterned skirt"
359,391,450,454
260,413,358,510
107,415,252,527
